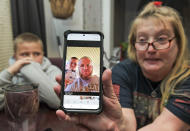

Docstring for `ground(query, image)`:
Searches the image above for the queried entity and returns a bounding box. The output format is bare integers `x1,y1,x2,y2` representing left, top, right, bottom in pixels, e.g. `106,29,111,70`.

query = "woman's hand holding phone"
54,69,124,131
62,30,104,113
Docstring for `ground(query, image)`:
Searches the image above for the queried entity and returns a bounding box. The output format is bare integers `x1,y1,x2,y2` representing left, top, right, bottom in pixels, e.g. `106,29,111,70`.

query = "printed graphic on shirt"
173,98,190,114
113,84,162,128
133,92,161,128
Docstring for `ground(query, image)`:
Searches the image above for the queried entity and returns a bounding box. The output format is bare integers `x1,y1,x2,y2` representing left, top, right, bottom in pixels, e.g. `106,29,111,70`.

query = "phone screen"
61,31,103,113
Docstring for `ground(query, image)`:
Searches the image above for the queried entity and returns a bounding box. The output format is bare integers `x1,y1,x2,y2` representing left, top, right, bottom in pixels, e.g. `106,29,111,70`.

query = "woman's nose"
147,44,155,51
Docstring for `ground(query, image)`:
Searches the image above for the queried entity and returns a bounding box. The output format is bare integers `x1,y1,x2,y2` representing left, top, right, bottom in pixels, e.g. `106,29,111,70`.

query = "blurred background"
1,0,190,71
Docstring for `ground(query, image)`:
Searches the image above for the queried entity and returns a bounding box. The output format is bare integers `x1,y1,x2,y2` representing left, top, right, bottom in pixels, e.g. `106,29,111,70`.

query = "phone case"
60,30,104,114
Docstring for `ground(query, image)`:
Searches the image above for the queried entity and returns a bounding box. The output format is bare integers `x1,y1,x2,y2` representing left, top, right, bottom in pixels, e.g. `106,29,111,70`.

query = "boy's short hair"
13,32,43,53
71,57,78,60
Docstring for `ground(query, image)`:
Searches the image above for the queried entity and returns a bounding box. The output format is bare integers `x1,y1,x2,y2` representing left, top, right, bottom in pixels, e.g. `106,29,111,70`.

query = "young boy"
65,57,78,87
0,32,61,110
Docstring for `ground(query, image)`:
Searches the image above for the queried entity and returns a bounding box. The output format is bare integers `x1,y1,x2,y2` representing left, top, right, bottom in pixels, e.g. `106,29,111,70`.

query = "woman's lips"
144,58,160,64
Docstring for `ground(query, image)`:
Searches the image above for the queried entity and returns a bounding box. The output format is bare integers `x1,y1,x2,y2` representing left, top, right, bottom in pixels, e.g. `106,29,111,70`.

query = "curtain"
10,0,47,56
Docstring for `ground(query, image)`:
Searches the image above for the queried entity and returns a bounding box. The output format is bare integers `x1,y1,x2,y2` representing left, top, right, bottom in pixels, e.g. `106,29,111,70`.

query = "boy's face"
70,58,78,70
14,42,44,64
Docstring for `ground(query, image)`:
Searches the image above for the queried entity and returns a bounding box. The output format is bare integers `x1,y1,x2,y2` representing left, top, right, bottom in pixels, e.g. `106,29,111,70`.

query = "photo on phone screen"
61,31,103,113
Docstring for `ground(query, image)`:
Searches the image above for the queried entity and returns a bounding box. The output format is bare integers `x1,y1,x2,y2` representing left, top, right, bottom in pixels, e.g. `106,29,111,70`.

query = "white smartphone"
61,30,104,114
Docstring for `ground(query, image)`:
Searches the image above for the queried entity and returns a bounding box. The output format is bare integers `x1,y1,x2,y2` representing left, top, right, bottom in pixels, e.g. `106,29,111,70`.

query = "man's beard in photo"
80,71,92,80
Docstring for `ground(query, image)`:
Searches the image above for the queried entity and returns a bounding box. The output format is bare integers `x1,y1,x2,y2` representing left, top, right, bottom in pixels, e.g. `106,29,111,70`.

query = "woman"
55,2,190,130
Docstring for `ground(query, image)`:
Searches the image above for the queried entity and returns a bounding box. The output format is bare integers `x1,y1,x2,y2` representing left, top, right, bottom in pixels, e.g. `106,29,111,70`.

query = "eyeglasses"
135,37,175,51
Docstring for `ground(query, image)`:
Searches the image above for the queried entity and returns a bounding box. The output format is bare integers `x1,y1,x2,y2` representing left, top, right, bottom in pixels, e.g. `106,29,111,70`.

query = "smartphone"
61,30,104,114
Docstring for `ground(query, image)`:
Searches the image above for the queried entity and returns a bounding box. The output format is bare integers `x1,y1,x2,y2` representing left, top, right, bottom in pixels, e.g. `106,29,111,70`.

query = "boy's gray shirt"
0,57,62,110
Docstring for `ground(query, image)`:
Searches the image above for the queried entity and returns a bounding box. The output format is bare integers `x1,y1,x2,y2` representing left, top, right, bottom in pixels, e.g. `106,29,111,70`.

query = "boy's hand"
7,57,32,75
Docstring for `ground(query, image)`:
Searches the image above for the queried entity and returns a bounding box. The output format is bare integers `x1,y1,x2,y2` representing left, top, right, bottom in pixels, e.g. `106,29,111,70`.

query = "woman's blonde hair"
127,2,190,110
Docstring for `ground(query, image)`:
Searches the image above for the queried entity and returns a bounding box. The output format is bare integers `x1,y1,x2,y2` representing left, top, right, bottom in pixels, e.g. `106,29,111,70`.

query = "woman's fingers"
102,69,117,99
54,75,62,96
77,114,118,131
54,84,61,96
56,110,71,121
76,124,91,131
55,70,120,131
56,110,91,131
55,75,62,83
56,110,83,124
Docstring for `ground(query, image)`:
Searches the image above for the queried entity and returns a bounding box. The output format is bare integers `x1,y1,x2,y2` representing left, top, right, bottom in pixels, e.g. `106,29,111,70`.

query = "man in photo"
65,56,99,92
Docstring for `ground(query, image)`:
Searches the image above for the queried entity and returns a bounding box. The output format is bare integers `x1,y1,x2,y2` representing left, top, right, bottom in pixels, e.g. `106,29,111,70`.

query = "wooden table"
0,103,77,131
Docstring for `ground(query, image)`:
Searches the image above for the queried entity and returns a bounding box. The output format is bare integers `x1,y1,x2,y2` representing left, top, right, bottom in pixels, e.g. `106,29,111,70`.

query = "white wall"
102,0,114,68
83,0,102,31
44,0,83,58
44,0,114,68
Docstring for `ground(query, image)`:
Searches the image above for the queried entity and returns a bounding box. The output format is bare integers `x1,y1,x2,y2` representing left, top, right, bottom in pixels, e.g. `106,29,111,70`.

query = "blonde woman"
55,2,190,130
